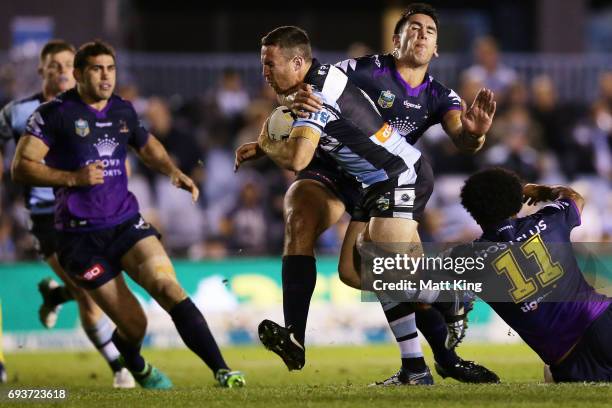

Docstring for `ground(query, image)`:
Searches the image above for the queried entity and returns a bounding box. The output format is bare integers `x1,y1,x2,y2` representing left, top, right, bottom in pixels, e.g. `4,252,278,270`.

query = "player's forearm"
259,136,303,171
11,157,77,187
542,185,584,207
454,129,485,154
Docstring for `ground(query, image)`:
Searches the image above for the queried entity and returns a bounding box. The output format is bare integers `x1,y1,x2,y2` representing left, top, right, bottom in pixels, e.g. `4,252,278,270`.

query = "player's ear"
292,55,303,72
433,44,439,58
73,67,82,82
392,34,400,49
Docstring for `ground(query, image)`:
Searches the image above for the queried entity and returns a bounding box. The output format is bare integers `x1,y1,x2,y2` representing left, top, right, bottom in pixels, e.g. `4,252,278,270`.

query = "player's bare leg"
86,273,170,389
259,179,345,370
344,217,432,385
120,236,244,387
40,254,134,388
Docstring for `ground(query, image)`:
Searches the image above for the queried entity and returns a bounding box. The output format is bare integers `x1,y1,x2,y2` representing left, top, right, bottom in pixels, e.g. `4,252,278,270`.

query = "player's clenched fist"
71,161,105,186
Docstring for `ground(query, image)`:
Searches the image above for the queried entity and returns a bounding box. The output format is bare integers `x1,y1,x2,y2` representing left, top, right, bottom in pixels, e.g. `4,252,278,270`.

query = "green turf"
1,344,611,407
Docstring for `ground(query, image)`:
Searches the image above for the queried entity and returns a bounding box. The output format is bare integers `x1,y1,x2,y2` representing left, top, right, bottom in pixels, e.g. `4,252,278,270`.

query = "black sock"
170,297,228,374
109,359,123,373
402,356,427,372
111,330,146,373
282,255,316,345
416,307,459,367
48,286,74,306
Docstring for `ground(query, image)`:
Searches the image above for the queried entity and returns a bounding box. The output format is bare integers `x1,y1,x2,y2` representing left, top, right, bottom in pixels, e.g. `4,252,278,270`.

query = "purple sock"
111,329,146,373
170,298,228,373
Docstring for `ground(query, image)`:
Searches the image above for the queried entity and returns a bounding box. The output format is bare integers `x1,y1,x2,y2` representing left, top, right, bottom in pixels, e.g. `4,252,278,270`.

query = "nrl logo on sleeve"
74,118,90,137
119,120,130,133
376,196,390,211
377,90,395,109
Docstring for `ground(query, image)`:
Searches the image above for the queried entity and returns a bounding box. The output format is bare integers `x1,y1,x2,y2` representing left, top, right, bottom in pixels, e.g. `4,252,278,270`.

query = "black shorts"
30,213,57,258
352,157,434,223
550,303,612,382
296,152,362,216
57,214,160,290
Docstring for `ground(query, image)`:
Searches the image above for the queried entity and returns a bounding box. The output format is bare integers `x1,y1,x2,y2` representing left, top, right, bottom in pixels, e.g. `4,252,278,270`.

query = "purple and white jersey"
26,88,149,231
453,199,611,364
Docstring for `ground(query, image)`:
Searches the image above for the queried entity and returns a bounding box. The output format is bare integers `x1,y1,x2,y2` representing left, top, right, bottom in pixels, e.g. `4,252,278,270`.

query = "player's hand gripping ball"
267,106,295,141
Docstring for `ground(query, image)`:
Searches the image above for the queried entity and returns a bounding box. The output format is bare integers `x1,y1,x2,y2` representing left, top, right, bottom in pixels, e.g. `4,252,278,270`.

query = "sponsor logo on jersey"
377,90,395,109
75,118,90,137
93,135,119,157
119,120,130,133
95,121,113,127
317,65,329,76
83,263,104,281
374,123,393,143
376,196,390,211
134,217,151,230
374,55,381,68
394,188,415,208
403,101,422,110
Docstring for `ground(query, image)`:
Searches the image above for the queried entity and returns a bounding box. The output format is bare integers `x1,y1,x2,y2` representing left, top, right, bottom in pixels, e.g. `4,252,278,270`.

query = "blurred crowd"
1,37,611,261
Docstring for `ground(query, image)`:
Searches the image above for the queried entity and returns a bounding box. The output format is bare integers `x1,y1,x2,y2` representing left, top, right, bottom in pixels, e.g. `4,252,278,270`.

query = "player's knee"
338,259,361,289
151,278,187,311
284,206,318,254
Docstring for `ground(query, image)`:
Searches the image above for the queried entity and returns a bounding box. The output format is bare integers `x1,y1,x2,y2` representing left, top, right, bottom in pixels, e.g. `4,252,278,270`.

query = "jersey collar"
388,55,431,97
481,218,516,242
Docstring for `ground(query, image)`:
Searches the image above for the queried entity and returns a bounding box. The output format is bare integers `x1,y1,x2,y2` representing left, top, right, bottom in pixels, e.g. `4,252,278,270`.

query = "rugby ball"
267,106,295,141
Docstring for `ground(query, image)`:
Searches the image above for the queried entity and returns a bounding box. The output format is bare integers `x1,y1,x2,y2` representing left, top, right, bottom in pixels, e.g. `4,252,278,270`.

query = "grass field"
1,344,611,407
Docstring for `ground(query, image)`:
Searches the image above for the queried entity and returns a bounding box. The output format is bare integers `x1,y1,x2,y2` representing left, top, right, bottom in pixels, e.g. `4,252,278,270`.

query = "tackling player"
236,3,498,384
11,40,245,389
0,40,133,388
414,168,612,382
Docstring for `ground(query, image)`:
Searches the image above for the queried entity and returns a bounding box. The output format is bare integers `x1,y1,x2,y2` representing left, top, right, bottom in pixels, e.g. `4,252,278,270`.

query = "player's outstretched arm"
442,88,496,154
258,125,318,172
136,134,199,202
234,140,266,172
12,135,104,187
523,183,585,214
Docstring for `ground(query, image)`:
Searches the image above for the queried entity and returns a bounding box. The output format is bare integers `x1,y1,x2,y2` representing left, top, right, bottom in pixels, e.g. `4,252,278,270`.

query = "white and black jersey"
294,59,422,188
0,93,55,214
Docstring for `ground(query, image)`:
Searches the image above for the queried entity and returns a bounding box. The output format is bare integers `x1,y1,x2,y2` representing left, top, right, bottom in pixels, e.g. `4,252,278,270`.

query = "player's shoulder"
108,93,138,116
307,61,348,95
336,53,392,72
428,75,460,100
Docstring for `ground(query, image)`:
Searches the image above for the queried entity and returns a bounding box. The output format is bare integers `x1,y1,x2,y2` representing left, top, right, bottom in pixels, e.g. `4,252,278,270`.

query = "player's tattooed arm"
258,125,319,172
12,135,104,187
136,135,199,202
443,88,496,154
523,183,585,214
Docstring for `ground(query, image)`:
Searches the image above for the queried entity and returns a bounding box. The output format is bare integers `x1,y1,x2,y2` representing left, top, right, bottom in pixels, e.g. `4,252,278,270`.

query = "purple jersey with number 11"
26,88,149,232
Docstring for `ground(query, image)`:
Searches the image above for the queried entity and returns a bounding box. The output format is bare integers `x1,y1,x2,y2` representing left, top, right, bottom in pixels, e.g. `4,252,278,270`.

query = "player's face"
261,45,300,95
394,13,438,67
40,50,75,95
76,54,116,101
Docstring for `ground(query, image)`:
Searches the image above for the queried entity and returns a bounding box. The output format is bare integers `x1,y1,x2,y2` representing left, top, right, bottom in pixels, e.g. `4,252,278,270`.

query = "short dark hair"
393,3,439,35
460,168,524,227
74,40,116,71
261,26,312,61
40,40,75,64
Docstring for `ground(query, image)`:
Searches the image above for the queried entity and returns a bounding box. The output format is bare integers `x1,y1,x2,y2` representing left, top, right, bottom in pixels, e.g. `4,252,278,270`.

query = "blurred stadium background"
1,0,611,354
